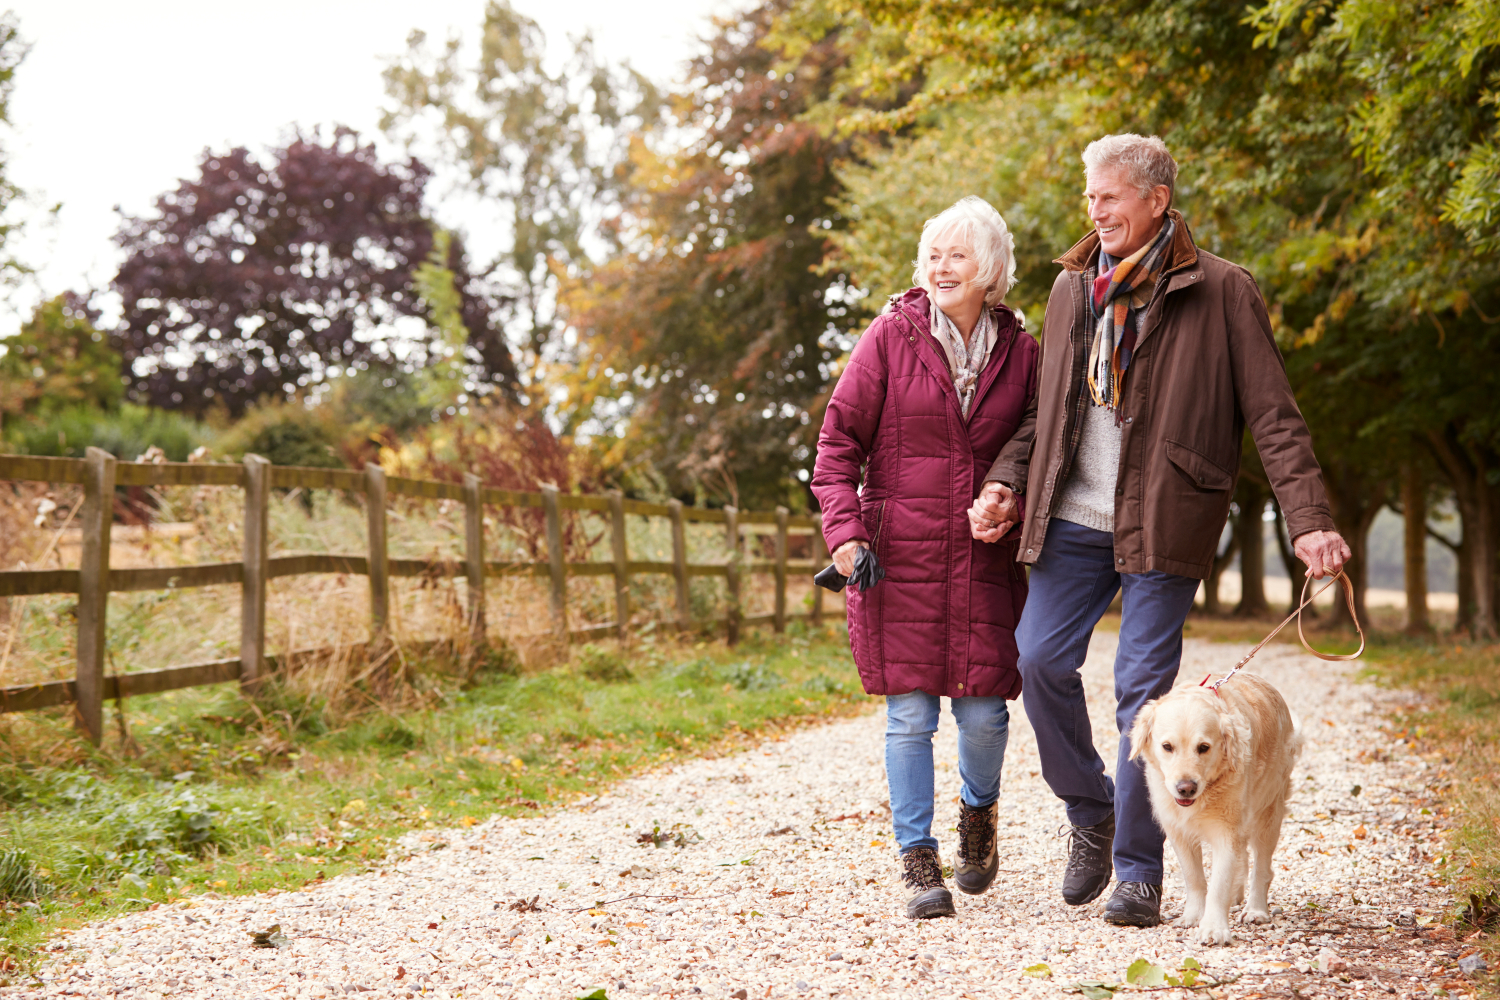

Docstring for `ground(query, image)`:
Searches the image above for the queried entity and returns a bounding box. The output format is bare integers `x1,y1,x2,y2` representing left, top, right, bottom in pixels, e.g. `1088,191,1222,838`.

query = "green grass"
0,622,871,977
1359,638,1500,959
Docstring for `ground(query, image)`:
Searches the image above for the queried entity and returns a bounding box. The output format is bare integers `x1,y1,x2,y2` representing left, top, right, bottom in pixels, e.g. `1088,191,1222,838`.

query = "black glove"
813,545,886,593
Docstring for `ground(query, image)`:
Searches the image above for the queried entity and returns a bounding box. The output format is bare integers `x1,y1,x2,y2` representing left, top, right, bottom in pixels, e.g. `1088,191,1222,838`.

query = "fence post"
609,490,629,640
239,455,270,694
74,446,115,745
723,505,741,646
463,473,486,658
669,499,690,632
811,513,825,627
541,485,567,641
774,506,789,634
365,463,390,642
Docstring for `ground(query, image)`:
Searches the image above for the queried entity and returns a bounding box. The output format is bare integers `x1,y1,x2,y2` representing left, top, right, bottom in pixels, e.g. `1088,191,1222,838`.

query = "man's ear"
1129,701,1158,762
1151,184,1171,219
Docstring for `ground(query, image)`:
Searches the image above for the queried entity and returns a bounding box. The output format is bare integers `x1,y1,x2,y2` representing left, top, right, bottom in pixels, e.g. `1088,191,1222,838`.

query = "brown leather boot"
901,846,955,919
954,799,998,895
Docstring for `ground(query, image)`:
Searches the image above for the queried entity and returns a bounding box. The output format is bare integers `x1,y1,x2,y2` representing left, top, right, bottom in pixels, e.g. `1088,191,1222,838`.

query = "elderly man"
969,134,1350,927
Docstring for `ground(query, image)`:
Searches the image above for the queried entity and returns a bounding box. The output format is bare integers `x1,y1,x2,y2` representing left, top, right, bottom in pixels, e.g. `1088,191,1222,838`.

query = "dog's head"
1129,689,1248,809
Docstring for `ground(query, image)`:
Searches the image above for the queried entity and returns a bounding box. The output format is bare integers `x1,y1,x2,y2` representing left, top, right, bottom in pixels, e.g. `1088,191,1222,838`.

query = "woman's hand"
832,539,868,577
969,483,1018,542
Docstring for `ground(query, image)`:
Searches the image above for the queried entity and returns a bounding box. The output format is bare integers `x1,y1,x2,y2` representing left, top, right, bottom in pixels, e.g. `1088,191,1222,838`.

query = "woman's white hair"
911,195,1017,307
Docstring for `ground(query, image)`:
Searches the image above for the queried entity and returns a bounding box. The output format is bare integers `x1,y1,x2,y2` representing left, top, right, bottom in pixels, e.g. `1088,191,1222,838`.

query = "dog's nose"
1174,779,1198,798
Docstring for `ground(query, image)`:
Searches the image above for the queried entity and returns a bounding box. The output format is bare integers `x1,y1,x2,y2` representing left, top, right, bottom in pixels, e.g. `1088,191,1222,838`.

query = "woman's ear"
1129,701,1158,761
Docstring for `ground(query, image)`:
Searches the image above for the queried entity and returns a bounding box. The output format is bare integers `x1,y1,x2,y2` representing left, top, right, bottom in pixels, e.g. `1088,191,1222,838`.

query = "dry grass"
0,481,832,707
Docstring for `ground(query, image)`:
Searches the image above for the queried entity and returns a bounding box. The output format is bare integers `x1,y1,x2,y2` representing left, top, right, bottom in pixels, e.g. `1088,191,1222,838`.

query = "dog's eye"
1196,743,1211,755
1161,742,1173,753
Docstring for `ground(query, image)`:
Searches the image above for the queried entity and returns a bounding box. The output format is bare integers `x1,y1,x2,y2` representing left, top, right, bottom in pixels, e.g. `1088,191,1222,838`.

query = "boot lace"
1065,822,1111,871
956,803,995,865
901,848,943,890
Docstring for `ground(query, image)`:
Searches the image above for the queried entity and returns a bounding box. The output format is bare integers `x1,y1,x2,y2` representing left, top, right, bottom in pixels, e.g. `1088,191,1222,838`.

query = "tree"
382,0,662,384
0,293,120,426
775,0,1500,634
558,0,911,509
112,128,511,417
0,12,30,289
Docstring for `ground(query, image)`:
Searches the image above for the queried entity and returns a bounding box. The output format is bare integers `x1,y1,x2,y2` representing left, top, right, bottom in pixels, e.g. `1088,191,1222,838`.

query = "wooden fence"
0,449,828,743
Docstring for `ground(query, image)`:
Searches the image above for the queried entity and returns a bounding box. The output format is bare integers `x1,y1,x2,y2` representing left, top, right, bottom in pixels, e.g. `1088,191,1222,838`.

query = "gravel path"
26,634,1467,1000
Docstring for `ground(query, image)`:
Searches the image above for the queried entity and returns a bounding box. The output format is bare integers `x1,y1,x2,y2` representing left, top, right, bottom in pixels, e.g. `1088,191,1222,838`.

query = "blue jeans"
1016,518,1199,885
885,691,1011,854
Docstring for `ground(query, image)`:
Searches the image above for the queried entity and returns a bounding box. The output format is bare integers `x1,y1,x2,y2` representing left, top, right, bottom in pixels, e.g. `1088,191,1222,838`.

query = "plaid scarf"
1087,216,1175,411
929,301,997,419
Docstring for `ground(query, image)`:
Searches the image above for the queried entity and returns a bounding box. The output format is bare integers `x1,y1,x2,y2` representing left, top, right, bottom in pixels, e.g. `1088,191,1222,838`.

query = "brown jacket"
985,212,1334,579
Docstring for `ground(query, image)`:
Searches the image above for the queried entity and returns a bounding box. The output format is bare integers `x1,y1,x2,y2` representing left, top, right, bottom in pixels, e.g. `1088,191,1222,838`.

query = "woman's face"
925,229,987,317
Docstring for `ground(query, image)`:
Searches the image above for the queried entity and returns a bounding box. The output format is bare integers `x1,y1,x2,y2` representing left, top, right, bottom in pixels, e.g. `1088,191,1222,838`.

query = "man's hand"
969,482,1019,543
1293,529,1351,578
832,539,868,577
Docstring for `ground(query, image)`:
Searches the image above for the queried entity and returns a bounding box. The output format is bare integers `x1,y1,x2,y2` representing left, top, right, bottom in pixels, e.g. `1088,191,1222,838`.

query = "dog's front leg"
1242,801,1287,924
1171,836,1206,928
1194,832,1242,946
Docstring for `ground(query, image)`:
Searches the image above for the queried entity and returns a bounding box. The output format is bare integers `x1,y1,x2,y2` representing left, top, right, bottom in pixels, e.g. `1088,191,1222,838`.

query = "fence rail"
0,450,828,742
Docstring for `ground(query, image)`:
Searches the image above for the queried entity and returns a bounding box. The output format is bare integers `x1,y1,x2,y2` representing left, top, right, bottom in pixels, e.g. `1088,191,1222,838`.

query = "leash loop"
1204,570,1365,693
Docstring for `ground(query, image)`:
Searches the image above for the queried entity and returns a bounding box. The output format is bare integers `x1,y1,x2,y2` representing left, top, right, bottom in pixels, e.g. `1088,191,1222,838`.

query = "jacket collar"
886,288,1022,423
1054,208,1198,276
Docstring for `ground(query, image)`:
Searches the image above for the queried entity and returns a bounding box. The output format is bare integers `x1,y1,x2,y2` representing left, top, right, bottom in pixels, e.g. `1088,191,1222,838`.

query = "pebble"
19,635,1460,997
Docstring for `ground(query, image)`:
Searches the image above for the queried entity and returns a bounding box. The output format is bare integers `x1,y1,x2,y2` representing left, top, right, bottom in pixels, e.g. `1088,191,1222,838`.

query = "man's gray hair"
1082,134,1178,200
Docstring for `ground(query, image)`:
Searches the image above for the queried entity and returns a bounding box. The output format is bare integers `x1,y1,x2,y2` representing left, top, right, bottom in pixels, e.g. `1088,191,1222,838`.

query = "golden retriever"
1129,673,1302,945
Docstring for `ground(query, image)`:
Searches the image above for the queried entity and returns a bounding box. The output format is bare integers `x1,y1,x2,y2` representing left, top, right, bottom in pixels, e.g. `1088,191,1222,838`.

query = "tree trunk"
1272,501,1315,617
1323,457,1384,632
1203,521,1240,615
1401,458,1429,634
1234,478,1269,617
1426,427,1498,639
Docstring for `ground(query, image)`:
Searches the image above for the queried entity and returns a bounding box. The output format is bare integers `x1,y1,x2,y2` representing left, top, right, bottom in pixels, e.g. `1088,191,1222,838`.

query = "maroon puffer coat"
812,288,1037,700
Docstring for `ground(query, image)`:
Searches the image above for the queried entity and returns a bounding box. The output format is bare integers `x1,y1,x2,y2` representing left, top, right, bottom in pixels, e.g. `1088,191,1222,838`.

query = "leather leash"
1201,570,1365,694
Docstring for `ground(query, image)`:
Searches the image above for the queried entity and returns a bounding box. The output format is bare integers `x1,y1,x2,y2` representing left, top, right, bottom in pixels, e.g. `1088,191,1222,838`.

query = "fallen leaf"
1022,963,1051,978
1126,959,1168,987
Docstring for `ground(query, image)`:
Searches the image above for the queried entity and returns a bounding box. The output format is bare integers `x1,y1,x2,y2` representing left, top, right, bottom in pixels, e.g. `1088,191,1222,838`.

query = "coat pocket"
1165,440,1234,491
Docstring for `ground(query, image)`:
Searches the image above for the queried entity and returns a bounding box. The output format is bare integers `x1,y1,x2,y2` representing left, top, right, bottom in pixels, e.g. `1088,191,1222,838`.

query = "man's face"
1084,165,1169,258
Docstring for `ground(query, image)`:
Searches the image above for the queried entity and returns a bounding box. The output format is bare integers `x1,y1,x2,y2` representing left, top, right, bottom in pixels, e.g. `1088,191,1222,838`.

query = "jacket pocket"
1165,440,1234,491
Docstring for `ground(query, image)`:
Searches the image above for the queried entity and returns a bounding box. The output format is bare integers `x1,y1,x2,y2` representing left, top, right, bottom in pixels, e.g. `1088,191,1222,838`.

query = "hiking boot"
1062,814,1115,905
900,846,955,919
1103,881,1163,926
954,799,998,895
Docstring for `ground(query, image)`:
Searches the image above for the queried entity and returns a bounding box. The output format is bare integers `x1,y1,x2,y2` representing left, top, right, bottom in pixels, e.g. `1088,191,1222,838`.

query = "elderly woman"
812,196,1038,919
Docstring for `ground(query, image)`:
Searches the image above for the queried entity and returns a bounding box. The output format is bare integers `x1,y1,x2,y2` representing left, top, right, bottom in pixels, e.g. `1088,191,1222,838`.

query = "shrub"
2,403,208,461
0,849,46,902
720,661,783,691
213,401,343,468
575,644,633,684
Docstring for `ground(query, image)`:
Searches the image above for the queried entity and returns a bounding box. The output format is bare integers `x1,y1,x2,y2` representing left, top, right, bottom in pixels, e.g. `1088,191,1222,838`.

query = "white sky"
0,0,736,334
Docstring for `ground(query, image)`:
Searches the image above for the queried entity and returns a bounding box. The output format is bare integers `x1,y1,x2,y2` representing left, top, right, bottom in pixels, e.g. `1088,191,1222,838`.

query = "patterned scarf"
1087,216,1175,412
929,302,998,419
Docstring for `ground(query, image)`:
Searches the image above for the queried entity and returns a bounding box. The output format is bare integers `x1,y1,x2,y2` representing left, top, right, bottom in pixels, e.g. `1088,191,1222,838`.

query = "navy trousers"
1016,518,1200,885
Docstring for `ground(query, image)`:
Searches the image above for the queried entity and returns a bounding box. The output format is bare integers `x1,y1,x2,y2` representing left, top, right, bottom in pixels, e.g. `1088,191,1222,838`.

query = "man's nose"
1174,779,1198,798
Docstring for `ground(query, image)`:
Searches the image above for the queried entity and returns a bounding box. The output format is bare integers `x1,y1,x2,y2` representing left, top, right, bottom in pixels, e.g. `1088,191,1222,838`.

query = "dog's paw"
1174,910,1203,929
1241,907,1272,925
1194,920,1234,946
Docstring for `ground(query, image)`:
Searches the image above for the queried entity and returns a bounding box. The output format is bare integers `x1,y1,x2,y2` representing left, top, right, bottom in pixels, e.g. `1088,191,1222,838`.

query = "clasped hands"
969,482,1018,543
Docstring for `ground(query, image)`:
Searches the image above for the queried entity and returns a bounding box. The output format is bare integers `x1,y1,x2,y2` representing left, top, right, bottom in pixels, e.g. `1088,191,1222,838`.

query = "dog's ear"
1129,701,1158,761
1215,701,1251,774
